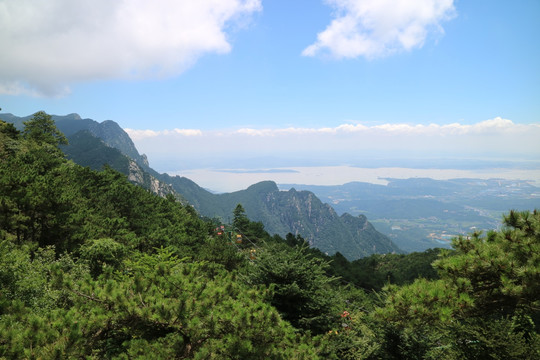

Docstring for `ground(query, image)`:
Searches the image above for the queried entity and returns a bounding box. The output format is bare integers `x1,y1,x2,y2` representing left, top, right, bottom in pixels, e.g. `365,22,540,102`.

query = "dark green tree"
373,210,540,359
232,203,250,231
0,246,319,358
23,111,68,147
245,243,338,334
0,120,19,140
286,232,310,247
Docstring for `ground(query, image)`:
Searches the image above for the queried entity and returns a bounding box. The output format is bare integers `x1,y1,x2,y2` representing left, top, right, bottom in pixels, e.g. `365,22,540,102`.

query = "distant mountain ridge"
61,130,175,198
165,179,400,259
1,112,401,259
2,112,149,168
281,178,540,252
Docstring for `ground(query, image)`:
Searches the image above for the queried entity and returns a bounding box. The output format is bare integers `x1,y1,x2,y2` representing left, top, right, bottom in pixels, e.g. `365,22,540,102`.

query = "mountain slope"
3,112,149,168
62,130,131,173
147,178,401,259
61,130,175,198
2,112,401,259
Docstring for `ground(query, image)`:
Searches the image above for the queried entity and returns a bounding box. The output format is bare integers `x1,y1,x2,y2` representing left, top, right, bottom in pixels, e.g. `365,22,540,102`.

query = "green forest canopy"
1,112,538,359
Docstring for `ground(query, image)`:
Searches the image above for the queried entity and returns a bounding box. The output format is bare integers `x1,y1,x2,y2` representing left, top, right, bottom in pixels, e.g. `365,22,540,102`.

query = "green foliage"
197,236,245,271
330,248,441,291
1,112,538,358
244,243,339,334
79,238,128,277
1,125,208,253
286,232,310,247
0,112,319,358
429,210,540,320
233,203,250,231
429,314,540,360
0,245,317,358
61,130,130,173
317,311,380,360
371,210,540,359
0,241,54,310
23,111,68,147
0,120,19,139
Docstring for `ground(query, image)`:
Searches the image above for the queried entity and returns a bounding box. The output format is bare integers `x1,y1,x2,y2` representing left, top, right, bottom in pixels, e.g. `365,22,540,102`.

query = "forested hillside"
61,130,177,198
173,179,400,260
2,112,400,260
1,112,539,359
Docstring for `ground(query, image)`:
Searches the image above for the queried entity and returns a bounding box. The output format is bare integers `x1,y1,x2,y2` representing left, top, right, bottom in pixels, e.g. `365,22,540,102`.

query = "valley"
281,178,540,252
3,111,538,255
1,111,538,358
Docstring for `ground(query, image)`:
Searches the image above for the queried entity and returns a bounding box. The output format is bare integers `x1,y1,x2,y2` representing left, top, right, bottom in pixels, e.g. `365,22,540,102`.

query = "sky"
1,0,540,191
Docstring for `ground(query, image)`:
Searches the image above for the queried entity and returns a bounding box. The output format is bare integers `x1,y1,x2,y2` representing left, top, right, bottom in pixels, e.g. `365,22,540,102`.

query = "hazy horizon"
167,165,540,193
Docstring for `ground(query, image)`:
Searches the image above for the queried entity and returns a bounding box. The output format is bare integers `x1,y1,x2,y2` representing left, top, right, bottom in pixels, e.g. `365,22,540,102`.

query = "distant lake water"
171,166,540,193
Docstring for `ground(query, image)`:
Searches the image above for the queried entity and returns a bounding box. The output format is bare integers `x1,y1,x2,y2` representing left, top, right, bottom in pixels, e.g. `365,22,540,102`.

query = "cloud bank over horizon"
127,117,533,140
0,0,261,96
303,0,456,59
125,117,540,172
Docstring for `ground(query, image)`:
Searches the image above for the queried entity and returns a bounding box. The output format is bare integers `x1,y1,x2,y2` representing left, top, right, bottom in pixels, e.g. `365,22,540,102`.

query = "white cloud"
229,117,526,137
0,0,261,96
124,129,161,140
171,128,203,136
237,128,273,136
127,117,540,167
127,117,537,141
237,126,341,136
125,127,202,140
303,0,456,59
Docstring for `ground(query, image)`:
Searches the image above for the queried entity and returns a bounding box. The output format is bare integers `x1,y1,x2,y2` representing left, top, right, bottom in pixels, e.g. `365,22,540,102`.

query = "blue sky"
1,0,539,189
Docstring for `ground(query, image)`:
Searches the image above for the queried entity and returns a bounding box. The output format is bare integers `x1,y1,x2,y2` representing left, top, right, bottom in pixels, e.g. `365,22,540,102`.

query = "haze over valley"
173,164,540,194
4,111,538,255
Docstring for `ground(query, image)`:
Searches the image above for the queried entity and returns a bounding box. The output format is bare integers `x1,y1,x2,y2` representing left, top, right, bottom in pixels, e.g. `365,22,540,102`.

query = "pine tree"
232,203,250,231
23,111,67,147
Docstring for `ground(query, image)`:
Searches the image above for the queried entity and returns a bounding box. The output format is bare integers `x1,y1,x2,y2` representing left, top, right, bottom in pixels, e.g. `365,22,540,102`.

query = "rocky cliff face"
339,213,399,256
85,120,148,168
127,160,175,198
170,180,401,260
132,169,402,260
257,185,338,241
235,182,401,259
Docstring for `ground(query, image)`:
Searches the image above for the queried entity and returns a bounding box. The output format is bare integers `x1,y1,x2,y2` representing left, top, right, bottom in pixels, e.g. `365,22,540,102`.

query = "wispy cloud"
0,0,261,96
303,0,456,59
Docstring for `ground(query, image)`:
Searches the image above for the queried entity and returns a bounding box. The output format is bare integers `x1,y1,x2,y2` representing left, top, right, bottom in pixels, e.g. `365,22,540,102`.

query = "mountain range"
2,112,401,260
